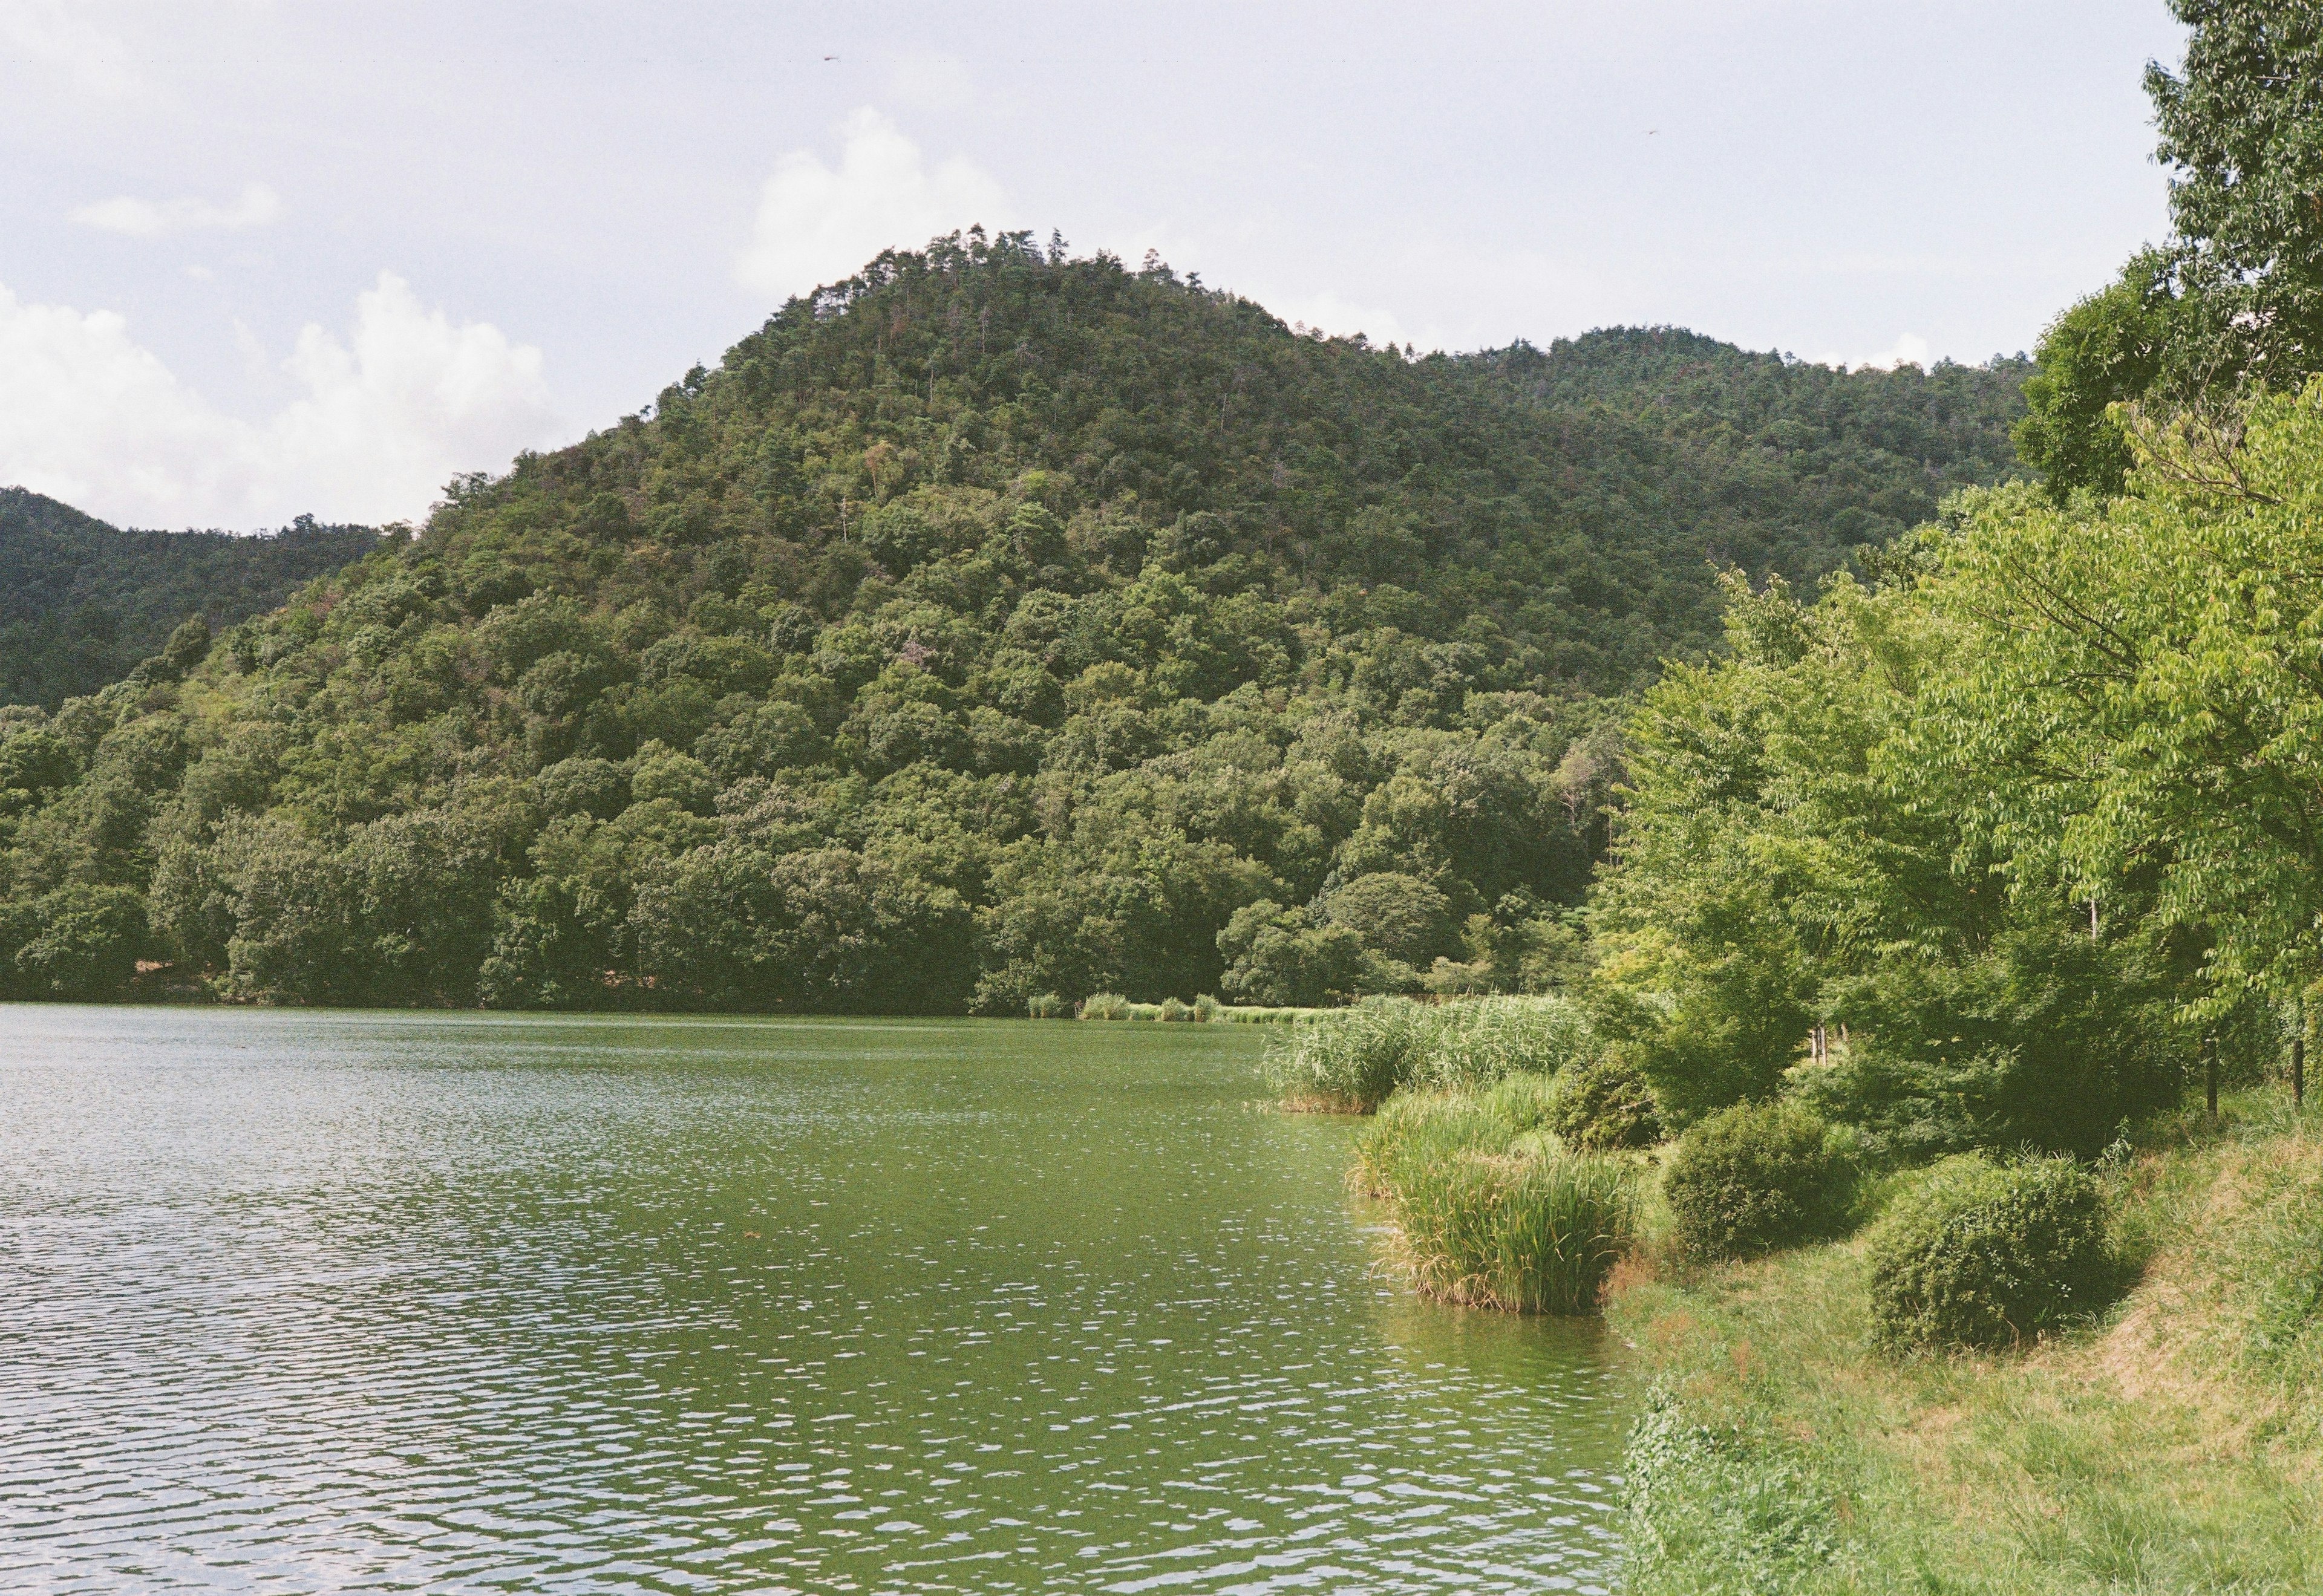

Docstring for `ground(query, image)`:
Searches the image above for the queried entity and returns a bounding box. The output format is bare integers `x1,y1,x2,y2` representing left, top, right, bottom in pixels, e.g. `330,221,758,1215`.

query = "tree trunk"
2205,1035,2219,1119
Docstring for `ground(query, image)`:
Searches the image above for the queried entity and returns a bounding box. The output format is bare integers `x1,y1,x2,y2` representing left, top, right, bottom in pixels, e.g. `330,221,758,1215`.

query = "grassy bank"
1608,1090,2323,1594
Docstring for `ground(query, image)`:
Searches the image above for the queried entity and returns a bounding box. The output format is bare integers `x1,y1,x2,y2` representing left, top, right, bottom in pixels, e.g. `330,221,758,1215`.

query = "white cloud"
0,273,564,529
0,0,137,98
735,107,1010,302
1261,288,1422,352
71,182,282,238
1827,332,1933,371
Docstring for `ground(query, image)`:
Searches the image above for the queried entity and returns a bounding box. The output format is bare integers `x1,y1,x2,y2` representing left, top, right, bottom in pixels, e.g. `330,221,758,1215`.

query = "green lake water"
0,1006,1628,1593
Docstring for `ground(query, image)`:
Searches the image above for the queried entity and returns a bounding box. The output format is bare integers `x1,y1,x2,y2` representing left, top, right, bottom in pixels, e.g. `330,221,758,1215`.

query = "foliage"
1546,1049,1662,1150
1663,1101,1857,1260
2015,5,2323,495
0,237,2028,1009
0,490,376,710
1866,1154,2119,1353
2011,269,2168,500
2145,1,2323,399
1920,386,2323,1018
1264,995,1595,1110
1590,548,2195,1154
1799,925,2185,1159
1357,1080,1638,1314
1025,991,1067,1017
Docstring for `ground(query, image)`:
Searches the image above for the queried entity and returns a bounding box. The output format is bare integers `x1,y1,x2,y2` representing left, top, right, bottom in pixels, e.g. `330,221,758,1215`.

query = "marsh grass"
1357,1075,1640,1315
1610,1088,2323,1594
1266,995,1597,1110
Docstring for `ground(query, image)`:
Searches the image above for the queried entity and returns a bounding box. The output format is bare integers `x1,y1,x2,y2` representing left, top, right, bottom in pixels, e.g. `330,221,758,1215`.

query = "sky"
0,0,2190,532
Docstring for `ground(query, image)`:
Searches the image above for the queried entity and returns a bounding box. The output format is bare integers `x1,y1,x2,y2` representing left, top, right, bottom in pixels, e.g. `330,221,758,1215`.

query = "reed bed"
1356,1076,1639,1314
1264,995,1597,1111
1074,992,1313,1023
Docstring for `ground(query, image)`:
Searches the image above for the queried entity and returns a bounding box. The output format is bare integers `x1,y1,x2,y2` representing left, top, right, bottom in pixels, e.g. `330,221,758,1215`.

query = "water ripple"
0,1007,1627,1593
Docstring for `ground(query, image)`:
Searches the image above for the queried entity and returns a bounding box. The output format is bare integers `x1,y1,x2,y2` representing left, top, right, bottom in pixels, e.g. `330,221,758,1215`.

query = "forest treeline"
0,246,2028,1009
0,489,377,710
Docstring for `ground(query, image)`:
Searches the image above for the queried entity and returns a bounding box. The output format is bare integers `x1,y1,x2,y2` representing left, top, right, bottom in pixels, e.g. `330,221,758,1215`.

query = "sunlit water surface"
0,1007,1627,1593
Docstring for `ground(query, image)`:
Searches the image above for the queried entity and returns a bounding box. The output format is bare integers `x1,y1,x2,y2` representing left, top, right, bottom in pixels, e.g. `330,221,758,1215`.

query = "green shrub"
1158,995,1192,1021
1264,995,1597,1110
1192,993,1221,1021
1079,992,1131,1020
1549,1051,1663,1150
1867,1154,2120,1352
1664,1101,1855,1260
1025,992,1067,1018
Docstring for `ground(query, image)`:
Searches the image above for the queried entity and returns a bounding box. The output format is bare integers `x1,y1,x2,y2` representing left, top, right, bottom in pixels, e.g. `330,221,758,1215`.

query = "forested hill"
0,233,2029,1011
0,489,377,709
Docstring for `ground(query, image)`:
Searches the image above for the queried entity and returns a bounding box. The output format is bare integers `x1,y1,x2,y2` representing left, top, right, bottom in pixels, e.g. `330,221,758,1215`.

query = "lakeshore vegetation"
1301,8,2323,1591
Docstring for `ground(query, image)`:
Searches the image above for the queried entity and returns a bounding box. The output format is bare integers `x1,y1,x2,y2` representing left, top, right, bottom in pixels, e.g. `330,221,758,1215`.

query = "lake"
0,1007,1628,1594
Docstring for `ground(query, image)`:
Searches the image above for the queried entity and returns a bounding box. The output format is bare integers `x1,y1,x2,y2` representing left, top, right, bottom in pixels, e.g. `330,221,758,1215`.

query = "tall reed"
1266,995,1598,1111
1356,1074,1638,1314
1392,1147,1639,1314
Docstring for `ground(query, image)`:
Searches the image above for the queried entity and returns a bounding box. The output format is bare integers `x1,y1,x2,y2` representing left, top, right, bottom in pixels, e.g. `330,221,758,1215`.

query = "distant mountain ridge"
0,489,379,709
0,235,2030,1009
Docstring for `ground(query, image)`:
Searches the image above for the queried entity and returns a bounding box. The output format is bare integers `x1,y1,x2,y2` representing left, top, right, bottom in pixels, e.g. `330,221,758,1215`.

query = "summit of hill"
0,233,2028,1009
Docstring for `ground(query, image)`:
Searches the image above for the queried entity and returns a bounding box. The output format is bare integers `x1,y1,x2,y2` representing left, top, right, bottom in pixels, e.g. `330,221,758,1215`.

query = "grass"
1265,994,1598,1111
1607,1087,2323,1594
1355,1075,1641,1315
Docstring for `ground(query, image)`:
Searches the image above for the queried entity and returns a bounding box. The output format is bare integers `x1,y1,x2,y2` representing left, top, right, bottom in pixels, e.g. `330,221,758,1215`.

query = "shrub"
1079,992,1131,1020
1158,995,1193,1021
1549,1051,1664,1150
1264,995,1598,1111
1664,1101,1855,1260
1025,992,1067,1018
1192,993,1221,1021
1867,1154,2119,1352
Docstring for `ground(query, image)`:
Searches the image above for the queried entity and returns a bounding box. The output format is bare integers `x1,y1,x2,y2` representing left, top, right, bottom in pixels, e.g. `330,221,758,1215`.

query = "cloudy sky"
0,1,2187,532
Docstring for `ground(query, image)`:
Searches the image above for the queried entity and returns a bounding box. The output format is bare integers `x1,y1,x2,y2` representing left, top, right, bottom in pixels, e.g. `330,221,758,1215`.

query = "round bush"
1867,1155,2118,1353
1549,1052,1663,1150
1663,1101,1855,1260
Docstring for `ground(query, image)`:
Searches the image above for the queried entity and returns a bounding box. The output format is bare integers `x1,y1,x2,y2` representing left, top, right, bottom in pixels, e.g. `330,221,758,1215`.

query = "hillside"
0,234,2028,1009
0,489,378,709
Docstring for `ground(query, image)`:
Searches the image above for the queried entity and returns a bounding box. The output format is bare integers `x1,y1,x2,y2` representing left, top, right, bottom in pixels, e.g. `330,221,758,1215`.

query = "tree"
1925,383,2323,1009
2148,0,2323,397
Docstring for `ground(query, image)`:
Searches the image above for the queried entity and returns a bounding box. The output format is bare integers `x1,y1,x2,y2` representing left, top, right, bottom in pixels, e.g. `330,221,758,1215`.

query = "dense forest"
0,245,2029,1009
0,489,377,710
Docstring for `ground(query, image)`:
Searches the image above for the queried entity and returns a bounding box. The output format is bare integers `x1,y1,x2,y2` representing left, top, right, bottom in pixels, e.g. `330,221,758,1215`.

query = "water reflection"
0,1006,1626,1593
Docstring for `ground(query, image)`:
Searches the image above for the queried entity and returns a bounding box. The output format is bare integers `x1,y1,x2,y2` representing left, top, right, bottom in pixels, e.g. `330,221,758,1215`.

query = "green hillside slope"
0,235,2028,1009
0,489,377,709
